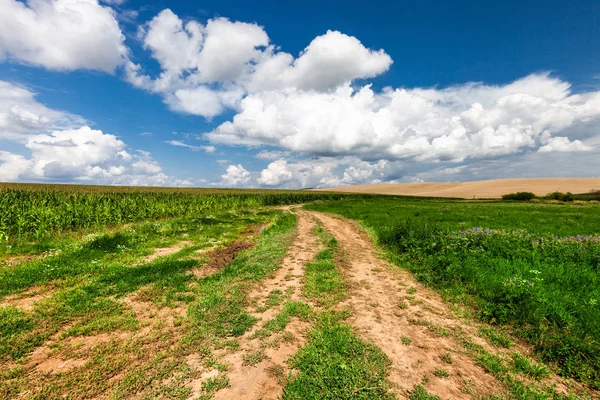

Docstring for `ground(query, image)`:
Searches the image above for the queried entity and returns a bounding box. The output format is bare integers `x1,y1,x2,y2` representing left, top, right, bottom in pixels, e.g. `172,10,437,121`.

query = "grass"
0,208,298,399
305,198,600,389
282,220,394,399
283,312,394,400
303,225,347,307
433,368,449,378
409,385,440,400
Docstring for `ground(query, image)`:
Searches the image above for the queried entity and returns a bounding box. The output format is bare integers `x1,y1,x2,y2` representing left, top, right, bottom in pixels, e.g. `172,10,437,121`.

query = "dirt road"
200,209,580,399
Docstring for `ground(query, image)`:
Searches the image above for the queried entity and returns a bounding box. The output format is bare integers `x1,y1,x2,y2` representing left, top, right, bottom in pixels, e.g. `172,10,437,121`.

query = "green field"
306,198,600,389
1,184,599,398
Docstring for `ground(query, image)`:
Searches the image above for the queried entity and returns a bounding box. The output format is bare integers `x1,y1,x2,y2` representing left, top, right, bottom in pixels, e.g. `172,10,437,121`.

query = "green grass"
0,208,298,399
186,212,298,339
283,312,394,400
433,368,449,378
303,226,346,307
305,198,600,388
408,385,440,400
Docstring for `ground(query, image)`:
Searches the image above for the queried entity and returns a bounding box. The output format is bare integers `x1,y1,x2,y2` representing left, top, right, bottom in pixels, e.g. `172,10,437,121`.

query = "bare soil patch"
318,178,600,199
140,240,193,263
190,241,254,278
0,286,52,311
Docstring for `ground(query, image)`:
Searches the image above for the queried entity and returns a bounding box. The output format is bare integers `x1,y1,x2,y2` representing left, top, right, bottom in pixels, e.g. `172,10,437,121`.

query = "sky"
0,0,599,188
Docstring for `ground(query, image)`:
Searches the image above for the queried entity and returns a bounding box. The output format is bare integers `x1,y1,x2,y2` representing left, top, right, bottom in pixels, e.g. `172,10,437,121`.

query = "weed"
409,385,440,400
242,350,268,366
433,368,449,378
511,353,550,379
401,336,412,345
440,352,452,364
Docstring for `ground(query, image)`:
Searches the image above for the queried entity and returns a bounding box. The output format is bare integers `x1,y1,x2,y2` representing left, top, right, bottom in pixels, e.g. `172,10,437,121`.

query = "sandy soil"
317,178,600,199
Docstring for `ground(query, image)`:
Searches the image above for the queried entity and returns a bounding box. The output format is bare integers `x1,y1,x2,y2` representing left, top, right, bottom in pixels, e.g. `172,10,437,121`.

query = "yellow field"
318,178,600,199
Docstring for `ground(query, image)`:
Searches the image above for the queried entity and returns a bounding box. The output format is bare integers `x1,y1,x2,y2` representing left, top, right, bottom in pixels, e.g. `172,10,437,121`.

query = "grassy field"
305,198,600,389
1,183,599,398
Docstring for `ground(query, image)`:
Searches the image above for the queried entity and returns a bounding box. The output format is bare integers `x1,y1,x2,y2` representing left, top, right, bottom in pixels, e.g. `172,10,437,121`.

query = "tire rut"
310,211,506,399
191,210,322,400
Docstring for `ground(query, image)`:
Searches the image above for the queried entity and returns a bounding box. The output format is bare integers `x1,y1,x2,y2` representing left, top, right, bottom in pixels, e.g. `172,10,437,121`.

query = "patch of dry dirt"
0,286,52,311
139,240,193,264
187,210,322,400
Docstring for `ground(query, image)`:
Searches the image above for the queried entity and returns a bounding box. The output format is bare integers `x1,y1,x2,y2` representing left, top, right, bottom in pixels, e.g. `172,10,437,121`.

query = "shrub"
591,189,600,201
502,192,536,201
545,191,573,202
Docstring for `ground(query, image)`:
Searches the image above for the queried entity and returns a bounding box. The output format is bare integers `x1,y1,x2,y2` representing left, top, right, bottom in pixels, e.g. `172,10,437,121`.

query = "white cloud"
0,151,32,181
166,140,215,153
100,0,126,5
0,0,127,72
257,157,402,188
126,10,391,118
25,126,130,178
538,137,592,153
248,30,392,92
258,159,293,186
221,164,250,186
0,80,84,140
207,74,600,163
2,125,192,186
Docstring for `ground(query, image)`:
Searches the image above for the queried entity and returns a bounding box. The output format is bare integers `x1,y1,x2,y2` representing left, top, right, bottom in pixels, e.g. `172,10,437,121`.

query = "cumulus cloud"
0,0,127,72
258,159,293,186
0,151,32,181
207,74,600,163
125,10,391,117
221,164,251,186
0,81,84,140
257,157,403,188
0,79,193,186
247,30,392,92
538,137,592,153
2,127,192,186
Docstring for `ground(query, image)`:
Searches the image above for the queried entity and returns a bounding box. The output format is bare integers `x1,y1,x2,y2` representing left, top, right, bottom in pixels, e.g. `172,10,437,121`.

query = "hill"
318,178,600,199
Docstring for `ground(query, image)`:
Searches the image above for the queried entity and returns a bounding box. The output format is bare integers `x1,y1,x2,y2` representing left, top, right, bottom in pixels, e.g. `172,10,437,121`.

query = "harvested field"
318,177,600,198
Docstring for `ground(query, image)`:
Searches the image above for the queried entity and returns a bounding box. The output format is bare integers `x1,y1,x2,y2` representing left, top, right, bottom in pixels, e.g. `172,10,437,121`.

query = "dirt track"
199,210,520,399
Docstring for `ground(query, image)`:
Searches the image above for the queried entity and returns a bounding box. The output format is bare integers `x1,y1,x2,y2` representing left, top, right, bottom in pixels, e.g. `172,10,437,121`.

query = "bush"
545,191,573,202
591,189,600,201
502,192,536,201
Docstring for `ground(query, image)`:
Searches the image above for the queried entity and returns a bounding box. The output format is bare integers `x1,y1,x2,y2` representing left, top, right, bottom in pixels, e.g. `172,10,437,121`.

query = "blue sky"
0,0,598,187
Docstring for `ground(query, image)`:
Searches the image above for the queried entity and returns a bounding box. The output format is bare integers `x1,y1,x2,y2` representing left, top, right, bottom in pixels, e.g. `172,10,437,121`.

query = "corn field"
0,184,358,240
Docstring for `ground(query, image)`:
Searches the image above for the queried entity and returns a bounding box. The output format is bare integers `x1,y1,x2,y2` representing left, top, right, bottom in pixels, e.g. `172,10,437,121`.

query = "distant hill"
317,178,600,199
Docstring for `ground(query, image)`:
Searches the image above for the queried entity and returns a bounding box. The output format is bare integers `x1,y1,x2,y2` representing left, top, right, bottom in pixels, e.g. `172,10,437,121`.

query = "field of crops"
0,183,358,241
306,198,600,389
